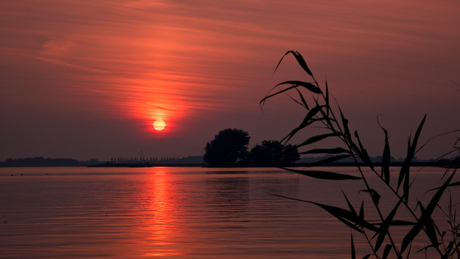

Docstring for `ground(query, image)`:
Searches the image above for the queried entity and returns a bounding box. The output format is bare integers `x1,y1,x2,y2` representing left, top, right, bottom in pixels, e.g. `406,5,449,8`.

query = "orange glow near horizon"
109,75,190,136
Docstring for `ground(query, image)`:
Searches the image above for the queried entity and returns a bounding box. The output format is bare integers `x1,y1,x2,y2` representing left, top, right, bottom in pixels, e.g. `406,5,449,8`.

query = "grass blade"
351,233,356,259
374,197,403,252
401,171,455,252
307,154,351,167
343,191,357,216
279,80,321,94
318,104,336,131
427,180,460,192
354,131,374,170
280,167,361,180
325,80,329,117
272,193,379,232
359,201,365,220
382,244,392,259
403,171,410,203
398,115,426,201
295,133,342,149
294,87,309,110
298,147,351,155
374,220,415,226
380,123,391,184
410,115,426,154
339,107,351,141
260,84,308,106
281,105,326,143
274,50,313,77
418,202,439,249
360,189,380,206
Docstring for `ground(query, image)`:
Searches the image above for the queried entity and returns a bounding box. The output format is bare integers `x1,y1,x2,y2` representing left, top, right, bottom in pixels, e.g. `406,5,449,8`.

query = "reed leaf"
298,147,351,155
307,154,351,167
319,108,336,132
274,50,313,77
351,233,356,259
272,193,379,232
266,52,460,258
343,191,358,216
398,138,411,191
360,189,380,207
374,220,416,226
272,80,322,94
280,167,361,180
354,131,374,170
405,245,412,259
325,80,329,117
382,244,392,259
261,84,310,106
287,80,322,94
359,201,365,220
447,180,460,187
338,107,362,156
418,202,439,249
381,125,391,184
403,171,410,204
427,180,460,191
281,105,325,143
339,107,351,141
398,115,426,201
286,93,306,108
295,133,342,149
411,115,426,154
441,242,454,259
294,87,309,110
401,171,455,253
375,197,403,252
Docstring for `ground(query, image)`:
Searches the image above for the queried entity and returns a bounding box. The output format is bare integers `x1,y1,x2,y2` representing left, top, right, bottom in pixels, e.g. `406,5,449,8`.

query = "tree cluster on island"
203,128,300,167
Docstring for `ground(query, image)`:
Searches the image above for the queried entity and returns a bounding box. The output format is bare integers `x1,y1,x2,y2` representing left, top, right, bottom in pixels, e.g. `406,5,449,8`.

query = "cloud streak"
1,0,459,160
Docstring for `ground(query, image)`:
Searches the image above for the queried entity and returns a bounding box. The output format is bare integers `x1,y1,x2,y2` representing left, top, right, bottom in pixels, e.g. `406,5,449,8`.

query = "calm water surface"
0,166,457,258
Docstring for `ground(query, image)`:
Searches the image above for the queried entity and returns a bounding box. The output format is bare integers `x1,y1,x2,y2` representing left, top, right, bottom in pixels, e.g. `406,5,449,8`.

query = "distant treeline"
0,156,203,167
1,155,458,167
0,157,84,167
109,156,203,164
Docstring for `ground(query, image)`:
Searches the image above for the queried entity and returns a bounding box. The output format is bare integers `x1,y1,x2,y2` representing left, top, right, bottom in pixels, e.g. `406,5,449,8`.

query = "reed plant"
262,51,460,258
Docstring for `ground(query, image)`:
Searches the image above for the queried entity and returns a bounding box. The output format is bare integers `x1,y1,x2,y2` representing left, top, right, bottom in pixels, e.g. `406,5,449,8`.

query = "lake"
0,166,457,258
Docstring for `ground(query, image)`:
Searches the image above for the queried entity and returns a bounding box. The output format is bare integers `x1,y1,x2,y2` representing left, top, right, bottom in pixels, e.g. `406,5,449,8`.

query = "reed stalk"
262,51,460,258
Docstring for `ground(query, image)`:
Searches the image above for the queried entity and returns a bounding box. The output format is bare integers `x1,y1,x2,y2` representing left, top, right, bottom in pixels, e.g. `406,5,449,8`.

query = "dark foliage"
204,128,250,166
262,50,460,258
249,140,299,166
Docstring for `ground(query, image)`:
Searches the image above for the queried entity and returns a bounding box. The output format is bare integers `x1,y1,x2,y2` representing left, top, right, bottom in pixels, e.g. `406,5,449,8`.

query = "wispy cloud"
1,0,459,159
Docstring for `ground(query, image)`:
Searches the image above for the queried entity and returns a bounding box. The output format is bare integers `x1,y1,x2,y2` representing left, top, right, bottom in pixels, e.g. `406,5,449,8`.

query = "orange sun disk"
153,119,166,131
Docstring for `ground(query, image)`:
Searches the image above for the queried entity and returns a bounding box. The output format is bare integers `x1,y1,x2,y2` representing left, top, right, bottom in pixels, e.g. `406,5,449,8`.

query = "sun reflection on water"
139,169,183,257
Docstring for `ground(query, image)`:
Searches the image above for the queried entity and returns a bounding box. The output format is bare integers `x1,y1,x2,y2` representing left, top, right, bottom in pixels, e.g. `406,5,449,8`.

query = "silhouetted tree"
249,140,300,166
204,128,250,166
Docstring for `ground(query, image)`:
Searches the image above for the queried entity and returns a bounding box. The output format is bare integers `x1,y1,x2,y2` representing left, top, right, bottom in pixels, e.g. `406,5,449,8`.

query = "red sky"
1,0,459,161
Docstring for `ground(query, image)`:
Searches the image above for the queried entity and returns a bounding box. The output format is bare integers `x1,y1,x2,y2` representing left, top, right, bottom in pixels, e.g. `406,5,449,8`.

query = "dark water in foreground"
0,167,457,258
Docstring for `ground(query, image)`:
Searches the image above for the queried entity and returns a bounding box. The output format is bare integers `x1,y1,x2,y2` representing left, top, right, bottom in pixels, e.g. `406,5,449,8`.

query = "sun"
153,119,166,131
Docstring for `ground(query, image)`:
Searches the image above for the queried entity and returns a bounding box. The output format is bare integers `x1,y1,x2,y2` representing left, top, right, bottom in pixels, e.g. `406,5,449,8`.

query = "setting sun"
153,119,166,131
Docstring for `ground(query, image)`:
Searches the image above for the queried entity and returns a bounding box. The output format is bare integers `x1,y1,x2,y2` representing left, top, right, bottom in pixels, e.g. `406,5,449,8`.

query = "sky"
1,0,459,161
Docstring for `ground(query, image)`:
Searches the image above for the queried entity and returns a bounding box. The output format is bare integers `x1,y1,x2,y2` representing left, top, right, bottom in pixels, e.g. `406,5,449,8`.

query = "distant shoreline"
1,157,458,168
87,161,458,168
